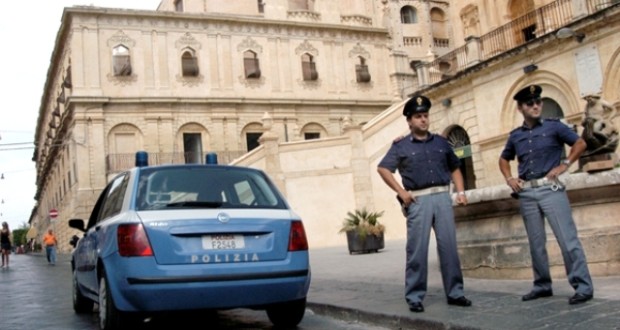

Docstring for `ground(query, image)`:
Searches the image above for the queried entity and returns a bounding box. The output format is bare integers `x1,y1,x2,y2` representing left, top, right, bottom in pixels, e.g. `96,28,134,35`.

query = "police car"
69,152,310,329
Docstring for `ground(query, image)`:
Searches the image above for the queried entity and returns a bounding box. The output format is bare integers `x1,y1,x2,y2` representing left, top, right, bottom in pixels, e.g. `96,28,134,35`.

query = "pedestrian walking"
1,222,11,268
498,84,594,305
377,95,471,313
43,229,58,265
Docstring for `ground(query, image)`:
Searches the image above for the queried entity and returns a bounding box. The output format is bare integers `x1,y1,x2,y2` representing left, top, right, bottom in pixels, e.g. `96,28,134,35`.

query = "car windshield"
135,166,287,211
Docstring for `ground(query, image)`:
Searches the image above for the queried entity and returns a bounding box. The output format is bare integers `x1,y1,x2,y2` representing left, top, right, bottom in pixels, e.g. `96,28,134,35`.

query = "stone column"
415,61,430,90
259,113,286,194
343,116,375,211
465,36,481,66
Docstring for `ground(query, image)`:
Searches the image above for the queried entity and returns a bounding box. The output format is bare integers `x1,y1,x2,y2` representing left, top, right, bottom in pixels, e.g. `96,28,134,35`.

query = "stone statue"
580,95,619,157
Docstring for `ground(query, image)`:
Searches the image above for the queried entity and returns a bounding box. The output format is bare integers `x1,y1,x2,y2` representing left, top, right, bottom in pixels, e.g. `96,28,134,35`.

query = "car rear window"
135,166,287,210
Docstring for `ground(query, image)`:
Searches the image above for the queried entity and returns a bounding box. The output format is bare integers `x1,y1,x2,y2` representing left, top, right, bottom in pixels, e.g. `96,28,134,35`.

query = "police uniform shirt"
378,133,461,190
500,118,579,181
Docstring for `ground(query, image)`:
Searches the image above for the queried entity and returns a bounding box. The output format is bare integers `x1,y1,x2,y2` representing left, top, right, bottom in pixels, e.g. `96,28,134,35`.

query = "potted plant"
339,208,385,254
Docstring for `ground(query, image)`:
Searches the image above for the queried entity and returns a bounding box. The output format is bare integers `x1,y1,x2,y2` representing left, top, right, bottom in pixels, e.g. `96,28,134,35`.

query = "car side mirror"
68,219,86,232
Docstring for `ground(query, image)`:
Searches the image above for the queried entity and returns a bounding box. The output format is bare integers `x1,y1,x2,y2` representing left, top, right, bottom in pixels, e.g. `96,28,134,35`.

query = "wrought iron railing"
424,0,617,85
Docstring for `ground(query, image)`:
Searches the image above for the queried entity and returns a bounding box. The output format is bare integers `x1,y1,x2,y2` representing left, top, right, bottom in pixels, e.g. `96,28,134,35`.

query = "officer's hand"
456,194,467,206
506,177,523,192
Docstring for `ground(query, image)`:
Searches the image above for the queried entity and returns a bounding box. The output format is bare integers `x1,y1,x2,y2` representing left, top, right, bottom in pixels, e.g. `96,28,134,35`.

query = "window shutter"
356,64,371,83
56,90,65,104
113,55,132,76
302,62,318,81
63,66,72,88
244,58,261,78
182,56,199,76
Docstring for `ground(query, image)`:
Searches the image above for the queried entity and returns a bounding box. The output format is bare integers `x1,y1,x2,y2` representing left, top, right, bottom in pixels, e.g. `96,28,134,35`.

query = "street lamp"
556,27,585,43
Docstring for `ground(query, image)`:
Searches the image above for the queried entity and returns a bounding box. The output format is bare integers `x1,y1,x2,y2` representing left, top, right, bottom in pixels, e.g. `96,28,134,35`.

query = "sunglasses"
524,98,542,107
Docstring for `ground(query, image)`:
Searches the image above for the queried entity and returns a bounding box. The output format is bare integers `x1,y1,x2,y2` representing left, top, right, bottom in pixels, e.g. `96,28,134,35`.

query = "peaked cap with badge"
513,84,542,102
403,95,431,117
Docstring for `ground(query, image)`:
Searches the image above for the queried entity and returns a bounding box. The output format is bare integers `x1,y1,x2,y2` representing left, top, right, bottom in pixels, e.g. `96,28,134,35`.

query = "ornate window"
355,57,371,83
243,50,261,79
400,6,417,24
112,45,132,76
174,0,183,12
258,0,265,13
301,53,318,81
181,49,199,77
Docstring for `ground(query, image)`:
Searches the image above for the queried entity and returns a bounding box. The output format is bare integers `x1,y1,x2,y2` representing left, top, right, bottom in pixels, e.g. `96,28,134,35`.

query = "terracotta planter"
345,230,385,254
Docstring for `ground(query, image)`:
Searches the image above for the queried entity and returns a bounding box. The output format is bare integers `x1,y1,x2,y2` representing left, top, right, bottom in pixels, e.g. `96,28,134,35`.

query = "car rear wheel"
99,272,130,330
72,269,94,313
266,298,306,327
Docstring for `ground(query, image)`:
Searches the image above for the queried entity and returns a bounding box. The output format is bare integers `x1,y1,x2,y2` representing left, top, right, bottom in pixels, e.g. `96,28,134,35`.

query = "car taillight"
117,224,153,257
288,221,308,251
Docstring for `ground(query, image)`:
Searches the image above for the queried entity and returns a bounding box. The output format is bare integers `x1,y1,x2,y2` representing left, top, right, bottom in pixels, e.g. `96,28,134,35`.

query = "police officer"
498,85,594,305
377,95,471,313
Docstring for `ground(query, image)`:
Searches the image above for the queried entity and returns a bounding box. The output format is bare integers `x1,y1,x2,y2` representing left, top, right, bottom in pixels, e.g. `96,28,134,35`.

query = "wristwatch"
561,159,571,166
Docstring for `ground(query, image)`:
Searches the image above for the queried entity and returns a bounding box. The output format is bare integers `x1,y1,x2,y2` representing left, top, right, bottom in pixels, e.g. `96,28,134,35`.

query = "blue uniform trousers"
404,192,465,305
518,186,593,295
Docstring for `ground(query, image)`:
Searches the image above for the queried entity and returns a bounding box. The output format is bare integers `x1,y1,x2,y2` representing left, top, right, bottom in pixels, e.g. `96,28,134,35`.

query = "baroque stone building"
32,0,620,278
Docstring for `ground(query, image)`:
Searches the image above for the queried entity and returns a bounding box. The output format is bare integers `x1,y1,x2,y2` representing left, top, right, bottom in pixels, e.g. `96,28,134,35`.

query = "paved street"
2,239,620,329
0,253,98,329
0,252,388,330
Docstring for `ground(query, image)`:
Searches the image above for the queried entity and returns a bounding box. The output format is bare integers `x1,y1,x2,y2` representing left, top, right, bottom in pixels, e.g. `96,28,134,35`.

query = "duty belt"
408,185,449,197
522,177,564,191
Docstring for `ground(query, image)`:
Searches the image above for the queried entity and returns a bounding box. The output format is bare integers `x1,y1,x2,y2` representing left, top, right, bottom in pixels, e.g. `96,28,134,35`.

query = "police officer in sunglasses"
498,84,594,305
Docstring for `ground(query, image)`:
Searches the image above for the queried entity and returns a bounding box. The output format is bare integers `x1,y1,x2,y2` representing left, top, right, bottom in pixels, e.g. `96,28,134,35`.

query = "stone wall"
455,168,620,279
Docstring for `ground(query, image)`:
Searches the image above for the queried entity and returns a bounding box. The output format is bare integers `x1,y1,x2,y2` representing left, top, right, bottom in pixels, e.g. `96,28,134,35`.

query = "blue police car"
69,152,311,329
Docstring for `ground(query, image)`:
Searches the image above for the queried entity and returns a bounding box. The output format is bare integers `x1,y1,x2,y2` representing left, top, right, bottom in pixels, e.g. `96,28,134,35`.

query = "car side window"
98,173,130,222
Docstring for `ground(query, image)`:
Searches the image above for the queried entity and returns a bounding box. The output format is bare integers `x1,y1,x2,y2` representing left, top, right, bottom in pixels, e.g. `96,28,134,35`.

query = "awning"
26,226,38,239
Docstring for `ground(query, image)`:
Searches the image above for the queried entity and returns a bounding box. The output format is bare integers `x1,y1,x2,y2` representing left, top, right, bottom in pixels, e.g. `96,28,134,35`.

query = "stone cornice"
64,7,388,41
65,96,391,108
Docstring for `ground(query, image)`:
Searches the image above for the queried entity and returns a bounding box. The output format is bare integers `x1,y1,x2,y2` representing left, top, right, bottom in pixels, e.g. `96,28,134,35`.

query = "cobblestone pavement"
2,240,619,330
307,239,620,330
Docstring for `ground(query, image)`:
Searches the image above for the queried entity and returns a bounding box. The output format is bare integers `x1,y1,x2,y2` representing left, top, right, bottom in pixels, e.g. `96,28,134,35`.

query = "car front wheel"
72,269,94,313
266,298,306,327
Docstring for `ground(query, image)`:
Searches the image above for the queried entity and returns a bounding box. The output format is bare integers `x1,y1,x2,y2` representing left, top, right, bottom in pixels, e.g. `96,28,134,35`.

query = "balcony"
420,0,618,86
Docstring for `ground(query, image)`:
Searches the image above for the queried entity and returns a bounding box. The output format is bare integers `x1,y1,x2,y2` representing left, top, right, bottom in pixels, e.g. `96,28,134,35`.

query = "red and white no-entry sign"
49,208,59,219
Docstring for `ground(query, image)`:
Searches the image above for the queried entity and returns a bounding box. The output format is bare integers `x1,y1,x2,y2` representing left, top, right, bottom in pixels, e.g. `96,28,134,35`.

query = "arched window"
446,126,476,190
300,123,327,140
242,123,264,151
301,53,318,81
355,56,371,83
112,45,132,76
400,6,417,24
181,49,199,77
244,50,261,79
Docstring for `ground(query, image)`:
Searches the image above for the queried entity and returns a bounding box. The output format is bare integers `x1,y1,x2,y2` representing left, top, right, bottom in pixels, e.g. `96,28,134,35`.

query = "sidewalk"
307,239,620,330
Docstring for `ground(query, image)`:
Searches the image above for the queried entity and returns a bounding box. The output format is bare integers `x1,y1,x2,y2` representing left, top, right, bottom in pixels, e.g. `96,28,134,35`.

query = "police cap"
513,85,542,102
403,95,431,117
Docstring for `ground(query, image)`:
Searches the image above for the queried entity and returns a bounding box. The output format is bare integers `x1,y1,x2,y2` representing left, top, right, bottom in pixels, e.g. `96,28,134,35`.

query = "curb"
307,302,481,330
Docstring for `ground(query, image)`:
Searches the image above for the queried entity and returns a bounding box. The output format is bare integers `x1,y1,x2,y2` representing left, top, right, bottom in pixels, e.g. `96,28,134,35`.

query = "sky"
0,1,161,233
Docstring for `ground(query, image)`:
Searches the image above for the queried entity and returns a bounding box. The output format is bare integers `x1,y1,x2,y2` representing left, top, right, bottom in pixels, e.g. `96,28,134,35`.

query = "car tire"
99,272,130,330
266,298,306,327
72,269,94,313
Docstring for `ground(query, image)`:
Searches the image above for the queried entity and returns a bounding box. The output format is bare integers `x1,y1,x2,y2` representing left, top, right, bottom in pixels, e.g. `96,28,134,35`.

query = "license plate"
202,234,245,250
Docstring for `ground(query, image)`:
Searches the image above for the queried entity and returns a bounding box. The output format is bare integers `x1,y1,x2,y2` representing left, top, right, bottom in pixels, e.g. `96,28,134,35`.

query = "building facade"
31,0,620,265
